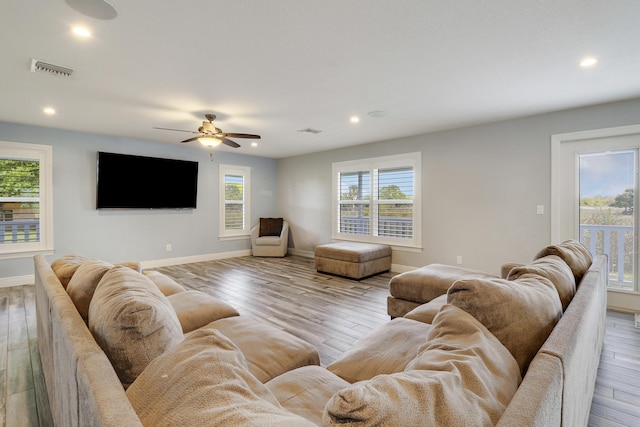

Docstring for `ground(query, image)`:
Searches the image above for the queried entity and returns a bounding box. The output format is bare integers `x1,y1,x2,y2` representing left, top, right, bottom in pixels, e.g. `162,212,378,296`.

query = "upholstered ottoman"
387,264,497,318
314,242,391,280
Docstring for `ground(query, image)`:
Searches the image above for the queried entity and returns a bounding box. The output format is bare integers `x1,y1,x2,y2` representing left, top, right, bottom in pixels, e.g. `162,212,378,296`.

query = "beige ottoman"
314,242,391,280
387,264,497,318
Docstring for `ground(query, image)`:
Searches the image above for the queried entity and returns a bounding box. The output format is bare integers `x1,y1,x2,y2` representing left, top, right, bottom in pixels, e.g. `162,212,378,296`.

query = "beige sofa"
35,240,607,426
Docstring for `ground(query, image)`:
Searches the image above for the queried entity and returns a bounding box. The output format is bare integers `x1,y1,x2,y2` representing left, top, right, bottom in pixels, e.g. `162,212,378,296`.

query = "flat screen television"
96,151,198,209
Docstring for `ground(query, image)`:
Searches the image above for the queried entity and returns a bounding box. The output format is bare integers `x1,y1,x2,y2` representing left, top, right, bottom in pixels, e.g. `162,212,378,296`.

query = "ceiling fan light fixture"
198,137,222,147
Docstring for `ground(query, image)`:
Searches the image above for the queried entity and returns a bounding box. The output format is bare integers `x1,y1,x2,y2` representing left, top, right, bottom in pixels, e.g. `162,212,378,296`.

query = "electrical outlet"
166,244,172,252
456,256,463,265
536,205,544,215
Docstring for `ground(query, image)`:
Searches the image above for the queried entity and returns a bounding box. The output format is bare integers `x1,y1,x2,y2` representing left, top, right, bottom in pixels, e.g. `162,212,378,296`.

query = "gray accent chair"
251,219,289,257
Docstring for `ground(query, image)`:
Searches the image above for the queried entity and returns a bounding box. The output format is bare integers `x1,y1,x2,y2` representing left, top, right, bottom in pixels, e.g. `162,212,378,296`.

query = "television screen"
96,152,198,209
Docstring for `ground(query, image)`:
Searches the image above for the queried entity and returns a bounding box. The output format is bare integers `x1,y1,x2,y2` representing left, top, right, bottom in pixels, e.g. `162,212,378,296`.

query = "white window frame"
0,141,53,259
332,152,421,249
219,164,251,239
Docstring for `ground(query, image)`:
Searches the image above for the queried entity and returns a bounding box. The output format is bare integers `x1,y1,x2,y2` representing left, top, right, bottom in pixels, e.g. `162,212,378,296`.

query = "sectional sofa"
34,240,607,426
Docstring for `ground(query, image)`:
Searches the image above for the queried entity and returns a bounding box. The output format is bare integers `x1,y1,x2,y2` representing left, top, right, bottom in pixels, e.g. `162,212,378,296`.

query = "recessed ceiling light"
43,107,56,115
251,142,258,147
66,0,118,20
72,26,92,38
350,116,360,123
580,57,598,68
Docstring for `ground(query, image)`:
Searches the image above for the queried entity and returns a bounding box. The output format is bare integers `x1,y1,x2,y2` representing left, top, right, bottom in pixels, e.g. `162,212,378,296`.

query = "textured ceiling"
1,0,640,158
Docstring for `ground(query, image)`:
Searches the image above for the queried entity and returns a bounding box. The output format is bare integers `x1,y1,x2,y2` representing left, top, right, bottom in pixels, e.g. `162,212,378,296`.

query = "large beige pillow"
327,317,431,383
447,275,562,374
534,239,592,283
324,305,521,426
126,328,315,426
143,270,185,296
88,266,183,387
66,260,114,320
507,255,576,310
51,255,89,288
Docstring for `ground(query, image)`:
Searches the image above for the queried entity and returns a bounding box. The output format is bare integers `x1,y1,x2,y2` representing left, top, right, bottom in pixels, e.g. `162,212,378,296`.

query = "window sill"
0,247,54,261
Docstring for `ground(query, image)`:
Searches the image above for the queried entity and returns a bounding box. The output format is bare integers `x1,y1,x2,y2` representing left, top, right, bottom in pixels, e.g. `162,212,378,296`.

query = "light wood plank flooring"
1,255,639,426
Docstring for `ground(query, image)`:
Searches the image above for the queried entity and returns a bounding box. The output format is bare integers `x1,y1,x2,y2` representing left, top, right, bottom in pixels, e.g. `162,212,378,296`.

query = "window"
219,164,251,238
333,152,421,248
0,141,53,259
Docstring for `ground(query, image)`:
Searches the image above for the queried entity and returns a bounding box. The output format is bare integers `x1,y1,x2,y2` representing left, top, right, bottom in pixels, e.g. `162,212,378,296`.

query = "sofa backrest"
34,255,142,427
496,254,608,427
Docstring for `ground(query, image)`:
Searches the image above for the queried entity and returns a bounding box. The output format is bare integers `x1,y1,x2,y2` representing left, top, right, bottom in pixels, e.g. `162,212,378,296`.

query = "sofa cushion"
167,290,239,333
324,305,521,426
266,366,351,426
88,266,183,387
447,275,562,374
66,260,114,320
389,263,496,304
126,328,315,426
404,294,448,324
259,217,284,237
534,239,592,284
143,270,186,296
507,255,576,311
327,317,432,383
51,255,89,288
204,316,320,383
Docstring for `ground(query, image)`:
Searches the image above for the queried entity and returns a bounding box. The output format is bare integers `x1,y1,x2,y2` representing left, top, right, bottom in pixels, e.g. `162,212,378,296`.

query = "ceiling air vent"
30,59,74,77
298,128,322,135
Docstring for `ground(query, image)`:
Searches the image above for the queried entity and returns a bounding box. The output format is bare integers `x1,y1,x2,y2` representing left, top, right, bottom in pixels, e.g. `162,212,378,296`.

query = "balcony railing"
580,224,633,288
0,220,40,244
340,216,413,238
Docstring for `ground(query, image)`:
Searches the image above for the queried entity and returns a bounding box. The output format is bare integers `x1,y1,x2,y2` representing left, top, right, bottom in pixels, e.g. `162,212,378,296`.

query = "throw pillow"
259,217,284,237
126,328,315,426
167,290,239,333
447,275,562,374
507,255,576,310
143,270,186,296
88,266,183,387
323,305,521,426
533,239,592,284
51,255,89,288
66,259,114,320
327,317,432,383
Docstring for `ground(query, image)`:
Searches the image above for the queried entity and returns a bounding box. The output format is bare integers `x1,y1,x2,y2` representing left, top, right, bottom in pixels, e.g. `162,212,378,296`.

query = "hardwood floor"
1,255,639,426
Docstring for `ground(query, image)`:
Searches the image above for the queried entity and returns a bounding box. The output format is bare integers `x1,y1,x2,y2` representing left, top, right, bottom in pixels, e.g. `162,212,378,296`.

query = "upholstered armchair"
251,218,289,257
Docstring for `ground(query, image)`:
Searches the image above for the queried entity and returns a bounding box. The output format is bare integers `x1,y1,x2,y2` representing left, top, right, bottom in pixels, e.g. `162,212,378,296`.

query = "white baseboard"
0,274,35,288
287,248,314,258
391,264,416,273
140,250,252,269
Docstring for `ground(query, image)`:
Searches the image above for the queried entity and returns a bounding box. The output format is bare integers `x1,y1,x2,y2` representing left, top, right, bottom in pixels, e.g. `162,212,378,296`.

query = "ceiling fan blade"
221,138,241,148
219,132,261,139
153,127,198,134
181,137,200,143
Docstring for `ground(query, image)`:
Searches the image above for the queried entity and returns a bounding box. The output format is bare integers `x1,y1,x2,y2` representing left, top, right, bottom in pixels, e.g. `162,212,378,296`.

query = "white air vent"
31,59,74,77
298,128,322,135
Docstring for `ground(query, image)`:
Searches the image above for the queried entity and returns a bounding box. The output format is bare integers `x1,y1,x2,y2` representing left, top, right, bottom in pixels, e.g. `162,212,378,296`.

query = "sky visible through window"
579,150,635,198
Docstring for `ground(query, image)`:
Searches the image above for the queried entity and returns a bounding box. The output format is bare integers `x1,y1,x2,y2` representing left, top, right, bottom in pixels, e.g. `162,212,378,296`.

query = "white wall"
0,122,278,280
278,97,640,276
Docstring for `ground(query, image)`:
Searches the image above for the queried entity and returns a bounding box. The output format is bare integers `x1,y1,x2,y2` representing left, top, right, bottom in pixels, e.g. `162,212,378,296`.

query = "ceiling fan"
154,114,260,148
